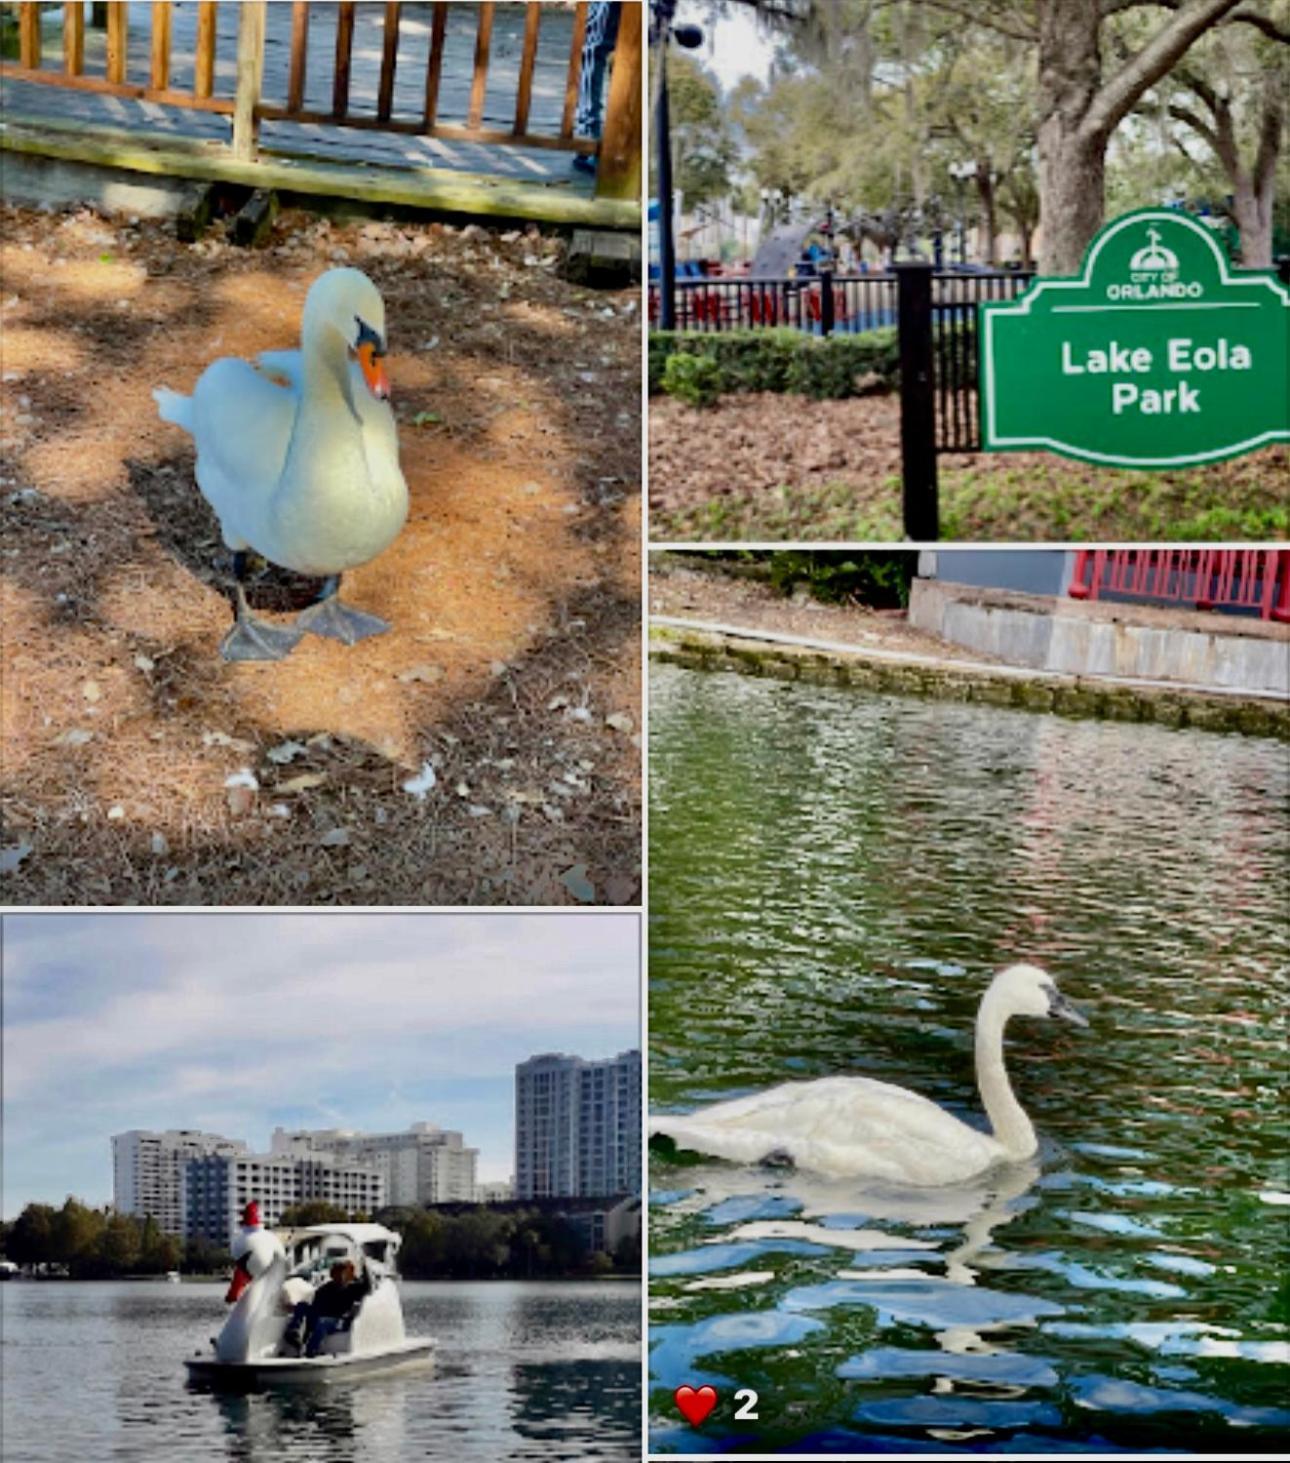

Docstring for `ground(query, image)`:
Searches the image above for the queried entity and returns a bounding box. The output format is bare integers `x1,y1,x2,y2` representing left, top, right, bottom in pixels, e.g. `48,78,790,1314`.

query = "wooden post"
377,2,400,123
18,3,41,69
512,2,541,136
194,1,217,99
106,1,127,84
232,0,266,162
64,2,85,75
287,1,309,111
332,1,355,119
150,1,172,92
467,2,494,131
594,0,641,202
422,1,447,131
561,2,588,138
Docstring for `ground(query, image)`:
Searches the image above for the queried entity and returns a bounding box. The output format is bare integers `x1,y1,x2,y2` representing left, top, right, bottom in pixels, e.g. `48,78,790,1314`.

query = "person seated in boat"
283,1259,370,1356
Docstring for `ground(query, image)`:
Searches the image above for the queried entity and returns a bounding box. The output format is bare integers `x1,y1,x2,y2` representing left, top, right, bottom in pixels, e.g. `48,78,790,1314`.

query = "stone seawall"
649,623,1289,741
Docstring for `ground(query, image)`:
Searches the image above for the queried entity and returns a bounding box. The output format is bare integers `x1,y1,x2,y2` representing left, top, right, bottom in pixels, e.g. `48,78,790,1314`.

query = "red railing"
1069,550,1290,622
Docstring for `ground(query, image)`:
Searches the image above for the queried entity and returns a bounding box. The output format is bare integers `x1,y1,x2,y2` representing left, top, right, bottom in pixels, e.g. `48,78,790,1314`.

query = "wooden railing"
0,1,642,199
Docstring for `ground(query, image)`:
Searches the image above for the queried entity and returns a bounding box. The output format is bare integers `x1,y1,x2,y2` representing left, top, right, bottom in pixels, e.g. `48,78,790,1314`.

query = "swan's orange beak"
357,339,390,401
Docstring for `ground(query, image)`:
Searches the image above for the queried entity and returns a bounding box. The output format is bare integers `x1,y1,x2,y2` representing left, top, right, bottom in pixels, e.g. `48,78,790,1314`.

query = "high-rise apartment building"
111,1129,248,1235
269,1123,478,1207
514,1050,641,1200
184,1151,385,1246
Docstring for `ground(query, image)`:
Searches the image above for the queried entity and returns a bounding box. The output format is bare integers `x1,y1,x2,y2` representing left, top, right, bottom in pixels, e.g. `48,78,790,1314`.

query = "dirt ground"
648,392,1290,542
1,202,640,905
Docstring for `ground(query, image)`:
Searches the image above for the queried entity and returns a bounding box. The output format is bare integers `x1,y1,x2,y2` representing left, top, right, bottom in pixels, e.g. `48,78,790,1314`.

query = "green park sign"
979,209,1290,467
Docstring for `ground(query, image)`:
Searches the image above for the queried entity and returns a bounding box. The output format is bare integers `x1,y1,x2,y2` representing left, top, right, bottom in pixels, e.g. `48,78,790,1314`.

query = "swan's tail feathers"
153,386,194,434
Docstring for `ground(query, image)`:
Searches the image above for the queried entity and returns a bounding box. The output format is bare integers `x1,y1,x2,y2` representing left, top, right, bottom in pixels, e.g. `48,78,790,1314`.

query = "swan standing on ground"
154,267,408,662
650,964,1087,1185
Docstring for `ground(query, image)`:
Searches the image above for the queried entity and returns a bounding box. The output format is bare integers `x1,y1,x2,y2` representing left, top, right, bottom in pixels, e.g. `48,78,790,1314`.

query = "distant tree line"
1,1200,229,1278
281,1200,641,1280
2,1198,640,1281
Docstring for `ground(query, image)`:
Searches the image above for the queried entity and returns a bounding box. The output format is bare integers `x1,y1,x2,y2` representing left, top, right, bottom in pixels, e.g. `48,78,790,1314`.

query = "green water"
649,663,1289,1454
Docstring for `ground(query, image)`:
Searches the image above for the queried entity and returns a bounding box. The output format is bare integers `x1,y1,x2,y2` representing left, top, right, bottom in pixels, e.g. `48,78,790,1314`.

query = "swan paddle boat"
185,1217,434,1388
650,963,1087,1185
155,267,408,663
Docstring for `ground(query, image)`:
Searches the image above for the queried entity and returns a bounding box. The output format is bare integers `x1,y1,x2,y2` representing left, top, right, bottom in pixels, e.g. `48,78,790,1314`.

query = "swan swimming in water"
649,964,1087,1186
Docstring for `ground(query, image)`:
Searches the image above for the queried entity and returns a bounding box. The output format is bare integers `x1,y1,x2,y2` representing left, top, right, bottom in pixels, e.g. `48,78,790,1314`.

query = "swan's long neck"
974,991,1037,1158
299,316,357,416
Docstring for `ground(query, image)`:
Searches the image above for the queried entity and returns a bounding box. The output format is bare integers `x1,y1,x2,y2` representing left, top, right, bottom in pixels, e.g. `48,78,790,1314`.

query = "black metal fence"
650,264,1036,539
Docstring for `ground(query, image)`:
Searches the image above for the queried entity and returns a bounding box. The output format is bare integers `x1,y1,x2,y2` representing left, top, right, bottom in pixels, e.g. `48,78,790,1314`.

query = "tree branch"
912,0,1037,43
1084,0,1244,142
1099,0,1290,43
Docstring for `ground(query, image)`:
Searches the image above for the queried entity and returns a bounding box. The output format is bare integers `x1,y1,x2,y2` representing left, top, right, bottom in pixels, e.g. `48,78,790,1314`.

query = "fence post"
896,262,938,541
596,0,642,201
819,266,834,337
232,0,267,162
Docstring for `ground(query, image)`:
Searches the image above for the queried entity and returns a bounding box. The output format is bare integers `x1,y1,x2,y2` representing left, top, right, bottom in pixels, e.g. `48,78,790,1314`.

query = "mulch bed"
1,202,640,904
648,392,1290,542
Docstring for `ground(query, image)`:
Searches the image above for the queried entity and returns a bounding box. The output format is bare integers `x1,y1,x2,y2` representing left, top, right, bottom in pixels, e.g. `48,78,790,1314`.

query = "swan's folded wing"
189,358,296,521
652,1076,998,1183
255,350,304,390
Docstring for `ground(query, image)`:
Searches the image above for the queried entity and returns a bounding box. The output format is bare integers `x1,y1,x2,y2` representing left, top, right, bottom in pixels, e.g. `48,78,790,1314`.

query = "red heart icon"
674,1383,718,1427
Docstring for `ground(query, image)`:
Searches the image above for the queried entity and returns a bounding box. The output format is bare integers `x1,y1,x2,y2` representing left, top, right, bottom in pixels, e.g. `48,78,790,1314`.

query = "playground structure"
0,2,642,226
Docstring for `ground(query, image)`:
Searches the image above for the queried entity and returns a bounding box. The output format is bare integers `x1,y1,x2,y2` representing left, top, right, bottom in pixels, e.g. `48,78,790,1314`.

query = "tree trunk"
1034,0,1244,275
1035,0,1105,274
1231,182,1274,269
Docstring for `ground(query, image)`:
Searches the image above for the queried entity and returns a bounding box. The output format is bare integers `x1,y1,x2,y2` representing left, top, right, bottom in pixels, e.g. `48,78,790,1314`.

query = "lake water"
649,664,1289,1454
1,1279,641,1461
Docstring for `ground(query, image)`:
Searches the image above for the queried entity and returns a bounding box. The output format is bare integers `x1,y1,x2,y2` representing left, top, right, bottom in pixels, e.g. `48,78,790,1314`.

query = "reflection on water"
1,1280,640,1461
649,665,1289,1454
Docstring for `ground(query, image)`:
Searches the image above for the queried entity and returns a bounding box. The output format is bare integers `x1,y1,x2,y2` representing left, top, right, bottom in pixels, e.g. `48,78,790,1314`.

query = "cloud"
2,913,640,1213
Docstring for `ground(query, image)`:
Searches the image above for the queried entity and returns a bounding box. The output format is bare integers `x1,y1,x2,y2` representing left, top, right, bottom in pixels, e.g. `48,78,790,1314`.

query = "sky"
1,913,640,1217
677,1,777,93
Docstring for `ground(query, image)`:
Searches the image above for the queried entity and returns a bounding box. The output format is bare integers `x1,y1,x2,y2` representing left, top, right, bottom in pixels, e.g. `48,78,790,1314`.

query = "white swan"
154,267,408,662
649,964,1087,1185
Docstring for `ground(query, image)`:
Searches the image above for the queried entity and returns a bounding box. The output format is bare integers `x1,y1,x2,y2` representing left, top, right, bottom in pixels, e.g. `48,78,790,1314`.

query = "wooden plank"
595,0,642,202
561,2,589,139
194,1,217,99
64,2,85,76
0,62,234,111
0,119,643,229
377,2,400,123
106,1,127,84
232,0,266,160
150,1,172,92
332,0,355,119
467,1,494,131
421,1,447,130
19,3,41,69
256,103,595,152
286,1,308,111
513,2,541,136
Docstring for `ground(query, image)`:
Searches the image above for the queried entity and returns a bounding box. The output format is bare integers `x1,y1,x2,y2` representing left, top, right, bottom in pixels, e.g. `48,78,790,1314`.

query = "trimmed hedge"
650,326,899,402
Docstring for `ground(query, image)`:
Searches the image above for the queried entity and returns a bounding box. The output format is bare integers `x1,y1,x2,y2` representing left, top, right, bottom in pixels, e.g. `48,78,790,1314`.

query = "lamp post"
652,2,704,330
948,160,974,266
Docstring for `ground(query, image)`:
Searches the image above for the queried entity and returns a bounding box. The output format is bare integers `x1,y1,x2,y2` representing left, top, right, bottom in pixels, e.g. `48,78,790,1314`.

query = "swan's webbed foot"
221,578,302,662
758,1148,796,1169
295,576,390,646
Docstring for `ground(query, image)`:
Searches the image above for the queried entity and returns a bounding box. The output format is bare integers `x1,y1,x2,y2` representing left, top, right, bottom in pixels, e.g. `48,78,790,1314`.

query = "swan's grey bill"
1049,988,1088,1026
